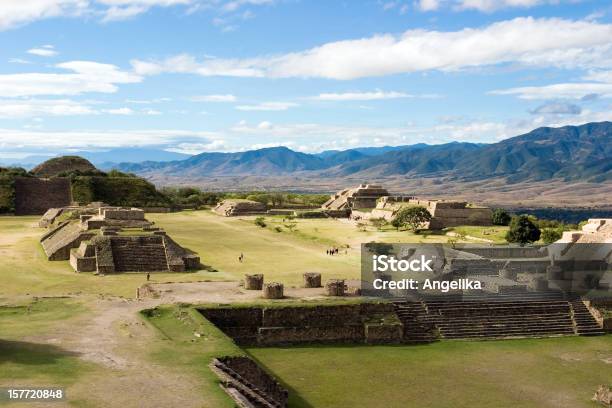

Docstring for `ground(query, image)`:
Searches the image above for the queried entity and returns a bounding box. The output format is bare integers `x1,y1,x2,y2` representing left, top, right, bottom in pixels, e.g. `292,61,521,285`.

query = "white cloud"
235,101,298,111
165,140,226,154
0,98,96,118
132,18,612,80
0,0,275,30
190,94,236,102
221,0,274,13
314,91,412,101
103,107,134,115
456,0,561,12
0,98,163,118
417,0,440,11
413,0,569,12
27,45,58,57
8,58,32,64
0,0,88,31
491,83,612,100
0,128,220,150
491,70,612,100
0,61,142,97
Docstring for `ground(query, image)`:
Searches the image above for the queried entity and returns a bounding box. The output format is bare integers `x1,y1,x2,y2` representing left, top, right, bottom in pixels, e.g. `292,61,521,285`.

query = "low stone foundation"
199,303,402,346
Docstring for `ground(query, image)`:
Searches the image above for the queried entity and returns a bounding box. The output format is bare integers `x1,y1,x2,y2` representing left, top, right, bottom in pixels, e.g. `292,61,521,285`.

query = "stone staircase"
393,301,438,343
111,237,169,272
392,292,605,341
570,298,606,336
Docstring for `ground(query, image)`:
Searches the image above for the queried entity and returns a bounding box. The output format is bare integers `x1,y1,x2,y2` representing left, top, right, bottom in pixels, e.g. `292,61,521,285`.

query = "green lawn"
247,336,612,408
141,304,243,408
447,225,510,243
0,298,97,406
0,211,498,298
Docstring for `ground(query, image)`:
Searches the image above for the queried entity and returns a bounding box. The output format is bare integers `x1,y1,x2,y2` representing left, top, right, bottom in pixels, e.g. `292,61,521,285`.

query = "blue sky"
0,0,611,160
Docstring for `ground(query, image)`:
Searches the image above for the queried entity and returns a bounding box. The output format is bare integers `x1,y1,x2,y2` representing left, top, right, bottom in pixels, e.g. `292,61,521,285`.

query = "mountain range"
116,122,612,183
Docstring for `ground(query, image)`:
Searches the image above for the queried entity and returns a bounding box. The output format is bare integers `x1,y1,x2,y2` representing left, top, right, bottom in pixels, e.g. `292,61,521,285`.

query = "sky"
0,0,611,160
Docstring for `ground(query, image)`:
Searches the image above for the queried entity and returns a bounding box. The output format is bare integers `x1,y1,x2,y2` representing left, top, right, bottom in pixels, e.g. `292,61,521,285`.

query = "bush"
541,228,562,244
492,208,511,226
254,217,267,228
391,206,432,232
505,215,541,245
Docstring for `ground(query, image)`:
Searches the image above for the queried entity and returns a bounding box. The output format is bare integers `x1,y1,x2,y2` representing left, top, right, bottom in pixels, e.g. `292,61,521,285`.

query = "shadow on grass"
0,339,79,366
244,351,315,408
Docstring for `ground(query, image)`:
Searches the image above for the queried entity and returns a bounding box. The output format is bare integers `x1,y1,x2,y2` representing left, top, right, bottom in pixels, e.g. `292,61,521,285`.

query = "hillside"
116,122,612,184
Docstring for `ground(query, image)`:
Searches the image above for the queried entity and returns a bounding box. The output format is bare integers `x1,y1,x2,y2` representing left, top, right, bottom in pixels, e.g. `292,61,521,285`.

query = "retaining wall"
14,177,72,215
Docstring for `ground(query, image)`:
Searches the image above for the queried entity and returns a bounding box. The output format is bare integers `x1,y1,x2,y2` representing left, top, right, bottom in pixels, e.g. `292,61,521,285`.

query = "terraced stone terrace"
393,292,606,341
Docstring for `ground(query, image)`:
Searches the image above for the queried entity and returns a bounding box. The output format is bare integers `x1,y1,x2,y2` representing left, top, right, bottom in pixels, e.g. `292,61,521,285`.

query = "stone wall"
199,303,401,346
211,356,288,408
14,177,72,215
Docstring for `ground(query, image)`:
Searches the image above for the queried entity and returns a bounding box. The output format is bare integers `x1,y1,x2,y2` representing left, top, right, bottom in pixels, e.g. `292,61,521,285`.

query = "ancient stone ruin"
321,183,492,229
322,184,389,210
199,303,402,346
211,356,288,408
371,196,493,229
559,218,612,243
40,207,199,274
303,272,321,288
213,199,268,216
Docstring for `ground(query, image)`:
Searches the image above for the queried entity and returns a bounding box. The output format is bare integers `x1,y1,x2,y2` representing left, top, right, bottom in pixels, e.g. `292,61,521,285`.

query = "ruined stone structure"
199,303,401,346
322,184,389,210
394,291,604,340
39,202,108,227
40,207,199,273
201,297,604,347
559,218,612,244
262,283,284,299
211,356,288,408
14,177,72,215
370,196,493,229
303,272,321,288
244,274,264,290
213,199,268,216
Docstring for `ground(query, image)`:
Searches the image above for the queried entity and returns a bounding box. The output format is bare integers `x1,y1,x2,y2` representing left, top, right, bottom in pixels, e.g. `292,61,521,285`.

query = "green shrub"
541,228,563,244
254,217,267,228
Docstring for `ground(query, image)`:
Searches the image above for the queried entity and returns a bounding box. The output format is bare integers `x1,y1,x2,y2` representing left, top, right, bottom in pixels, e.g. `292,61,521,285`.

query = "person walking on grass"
146,273,150,282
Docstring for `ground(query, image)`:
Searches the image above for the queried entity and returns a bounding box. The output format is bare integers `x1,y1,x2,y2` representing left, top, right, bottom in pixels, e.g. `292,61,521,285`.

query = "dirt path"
21,295,205,407
16,282,329,408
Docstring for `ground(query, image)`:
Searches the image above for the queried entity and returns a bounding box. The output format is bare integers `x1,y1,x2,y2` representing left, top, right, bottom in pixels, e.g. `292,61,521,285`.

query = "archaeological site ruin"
40,206,199,274
213,199,268,216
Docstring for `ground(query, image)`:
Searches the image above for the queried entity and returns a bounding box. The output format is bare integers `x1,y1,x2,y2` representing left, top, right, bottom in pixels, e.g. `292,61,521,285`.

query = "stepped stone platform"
322,184,389,210
371,196,492,229
393,292,605,340
213,199,268,216
40,207,199,273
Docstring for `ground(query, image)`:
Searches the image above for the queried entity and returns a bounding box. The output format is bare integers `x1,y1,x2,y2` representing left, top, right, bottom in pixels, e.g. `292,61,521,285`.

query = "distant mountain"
316,143,428,158
114,122,612,183
1,148,190,170
118,146,328,176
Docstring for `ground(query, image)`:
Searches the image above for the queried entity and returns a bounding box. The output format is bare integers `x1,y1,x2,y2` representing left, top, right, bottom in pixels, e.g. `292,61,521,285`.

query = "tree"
505,215,541,245
391,206,432,232
492,208,511,226
541,228,562,244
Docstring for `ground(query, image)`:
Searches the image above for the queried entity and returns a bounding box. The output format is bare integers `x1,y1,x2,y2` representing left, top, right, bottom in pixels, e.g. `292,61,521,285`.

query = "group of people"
326,247,340,255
